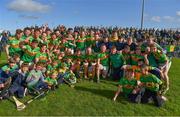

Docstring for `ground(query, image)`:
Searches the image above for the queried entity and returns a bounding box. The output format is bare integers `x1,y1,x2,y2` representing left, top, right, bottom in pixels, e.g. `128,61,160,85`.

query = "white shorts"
99,64,109,71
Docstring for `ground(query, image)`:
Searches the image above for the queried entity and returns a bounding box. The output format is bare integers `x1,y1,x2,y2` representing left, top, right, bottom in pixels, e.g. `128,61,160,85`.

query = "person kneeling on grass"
139,65,166,107
58,63,76,87
113,69,141,103
43,71,58,90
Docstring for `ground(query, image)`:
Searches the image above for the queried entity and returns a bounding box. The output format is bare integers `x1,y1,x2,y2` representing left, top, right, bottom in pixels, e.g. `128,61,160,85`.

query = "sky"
0,0,180,33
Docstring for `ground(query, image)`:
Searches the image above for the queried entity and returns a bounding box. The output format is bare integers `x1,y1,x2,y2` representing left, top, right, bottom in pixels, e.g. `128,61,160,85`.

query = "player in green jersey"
122,45,131,65
96,44,109,82
5,29,23,58
150,44,170,94
140,65,166,107
130,46,149,66
76,31,86,51
113,70,141,103
83,47,97,81
109,46,126,81
21,40,40,63
35,44,50,63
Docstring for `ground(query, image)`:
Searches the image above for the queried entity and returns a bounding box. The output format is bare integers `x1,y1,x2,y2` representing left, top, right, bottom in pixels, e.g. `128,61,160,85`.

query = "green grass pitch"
0,52,180,116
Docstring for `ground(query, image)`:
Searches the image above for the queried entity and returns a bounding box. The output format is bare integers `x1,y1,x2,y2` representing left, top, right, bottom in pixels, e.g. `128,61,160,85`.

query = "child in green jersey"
96,44,109,82
122,45,131,65
44,71,58,90
46,60,59,76
21,40,40,63
58,63,76,87
83,47,97,81
130,46,149,66
110,46,125,81
150,44,170,94
35,44,50,63
0,59,18,89
140,65,166,107
5,29,23,58
113,70,141,103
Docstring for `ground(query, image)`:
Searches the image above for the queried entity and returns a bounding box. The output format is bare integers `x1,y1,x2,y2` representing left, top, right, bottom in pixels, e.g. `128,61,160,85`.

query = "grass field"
0,52,180,116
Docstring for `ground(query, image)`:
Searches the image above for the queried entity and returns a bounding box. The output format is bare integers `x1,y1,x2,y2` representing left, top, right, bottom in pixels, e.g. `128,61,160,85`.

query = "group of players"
0,25,171,107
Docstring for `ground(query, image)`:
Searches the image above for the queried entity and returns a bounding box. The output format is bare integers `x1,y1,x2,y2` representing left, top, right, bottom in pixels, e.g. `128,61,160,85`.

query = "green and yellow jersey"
119,77,137,96
97,52,109,66
140,73,162,92
8,37,21,56
21,45,40,62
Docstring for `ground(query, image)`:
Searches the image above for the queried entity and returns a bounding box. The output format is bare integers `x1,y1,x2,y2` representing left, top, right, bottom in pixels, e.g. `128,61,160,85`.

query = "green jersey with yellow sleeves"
21,45,40,62
35,52,49,63
45,77,57,86
140,73,162,92
119,77,137,95
8,37,21,55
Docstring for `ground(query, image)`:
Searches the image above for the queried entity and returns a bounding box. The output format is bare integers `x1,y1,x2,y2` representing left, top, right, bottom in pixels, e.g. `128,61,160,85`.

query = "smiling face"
86,47,92,55
34,30,40,38
124,46,130,53
127,38,132,45
111,47,117,54
9,63,15,68
51,73,58,79
141,66,149,75
127,71,135,80
31,42,38,48
150,46,157,53
24,29,31,36
145,47,151,53
135,47,141,55
22,66,29,73
16,33,23,39
51,34,57,40
100,45,107,53
147,37,154,45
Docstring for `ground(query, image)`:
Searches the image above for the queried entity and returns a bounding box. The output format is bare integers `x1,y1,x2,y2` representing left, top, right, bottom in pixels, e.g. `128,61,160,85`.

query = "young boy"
122,45,131,65
113,70,141,103
26,62,44,91
0,59,18,89
5,29,23,59
70,49,83,77
140,65,165,107
13,53,21,67
58,63,76,87
21,40,40,63
49,32,59,50
76,31,86,52
43,71,58,90
109,46,125,81
150,45,170,93
46,60,59,75
130,46,149,66
35,44,50,63
115,36,124,51
8,63,29,98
